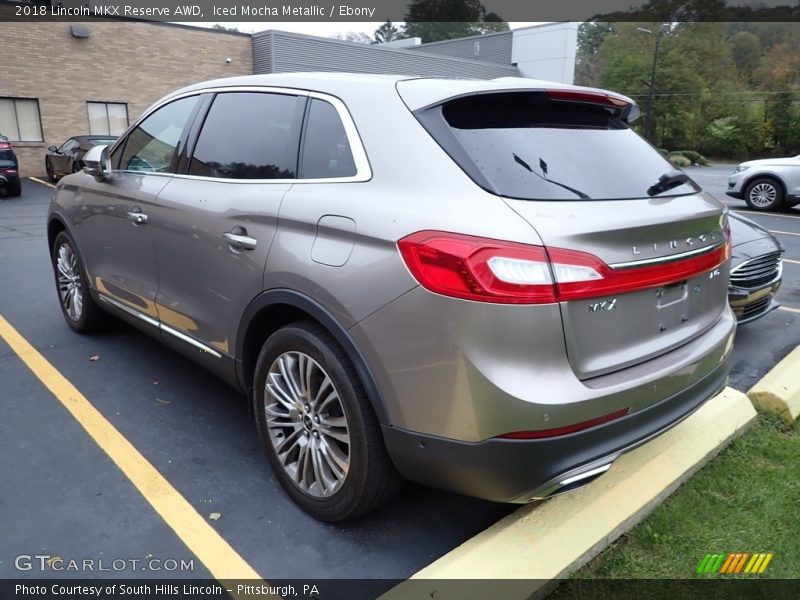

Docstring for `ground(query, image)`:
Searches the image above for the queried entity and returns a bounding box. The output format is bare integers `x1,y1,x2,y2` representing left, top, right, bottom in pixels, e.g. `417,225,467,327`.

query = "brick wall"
1,20,252,176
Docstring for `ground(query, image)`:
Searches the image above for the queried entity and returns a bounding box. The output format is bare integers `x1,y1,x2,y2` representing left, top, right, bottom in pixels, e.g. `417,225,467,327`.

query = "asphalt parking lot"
684,165,800,390
0,178,512,584
1,169,799,585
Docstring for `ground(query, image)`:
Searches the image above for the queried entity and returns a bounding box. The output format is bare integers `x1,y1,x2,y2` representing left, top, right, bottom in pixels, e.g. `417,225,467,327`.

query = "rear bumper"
383,349,730,504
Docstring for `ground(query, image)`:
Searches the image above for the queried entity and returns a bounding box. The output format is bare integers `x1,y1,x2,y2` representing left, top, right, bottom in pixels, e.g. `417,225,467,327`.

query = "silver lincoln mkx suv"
47,74,735,521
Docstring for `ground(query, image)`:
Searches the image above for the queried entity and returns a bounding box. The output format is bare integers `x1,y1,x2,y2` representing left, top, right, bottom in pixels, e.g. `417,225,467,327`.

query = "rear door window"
189,92,304,180
418,92,699,201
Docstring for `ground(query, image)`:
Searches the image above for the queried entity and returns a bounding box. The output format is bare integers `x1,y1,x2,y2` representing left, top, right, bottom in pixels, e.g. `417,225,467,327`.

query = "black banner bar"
3,579,800,600
2,0,800,23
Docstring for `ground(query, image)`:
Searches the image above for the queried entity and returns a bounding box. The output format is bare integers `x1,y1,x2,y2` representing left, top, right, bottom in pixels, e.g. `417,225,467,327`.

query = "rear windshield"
418,92,698,201
0,149,15,167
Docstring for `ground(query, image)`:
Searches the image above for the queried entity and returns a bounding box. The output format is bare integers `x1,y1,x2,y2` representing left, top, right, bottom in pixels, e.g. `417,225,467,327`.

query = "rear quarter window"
299,99,356,179
416,92,698,201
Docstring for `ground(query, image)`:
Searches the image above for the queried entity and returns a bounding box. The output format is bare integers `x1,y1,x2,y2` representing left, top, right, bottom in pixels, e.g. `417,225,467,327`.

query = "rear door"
148,90,305,367
408,87,730,380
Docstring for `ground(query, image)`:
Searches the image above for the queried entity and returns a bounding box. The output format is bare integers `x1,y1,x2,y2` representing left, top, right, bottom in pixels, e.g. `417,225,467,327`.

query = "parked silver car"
727,154,800,211
47,74,735,520
728,213,783,322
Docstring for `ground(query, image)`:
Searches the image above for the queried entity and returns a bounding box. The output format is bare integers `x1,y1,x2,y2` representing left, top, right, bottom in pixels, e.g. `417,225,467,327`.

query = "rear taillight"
3,168,17,174
397,231,558,303
398,231,729,305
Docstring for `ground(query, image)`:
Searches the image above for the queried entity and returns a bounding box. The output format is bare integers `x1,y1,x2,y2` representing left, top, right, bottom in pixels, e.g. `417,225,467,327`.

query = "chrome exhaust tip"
528,463,612,501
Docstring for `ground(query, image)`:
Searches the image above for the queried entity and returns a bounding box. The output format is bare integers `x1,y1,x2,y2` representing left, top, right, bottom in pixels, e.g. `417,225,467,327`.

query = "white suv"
727,154,800,211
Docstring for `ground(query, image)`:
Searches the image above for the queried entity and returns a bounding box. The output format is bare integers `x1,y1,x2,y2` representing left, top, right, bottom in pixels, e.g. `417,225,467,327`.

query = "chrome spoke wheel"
749,183,777,207
265,351,350,498
56,243,83,322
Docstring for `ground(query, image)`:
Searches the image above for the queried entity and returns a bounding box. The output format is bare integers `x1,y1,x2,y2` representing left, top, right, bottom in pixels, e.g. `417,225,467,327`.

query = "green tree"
573,20,800,159
729,31,761,82
575,21,613,86
403,0,508,43
212,24,240,33
374,20,404,44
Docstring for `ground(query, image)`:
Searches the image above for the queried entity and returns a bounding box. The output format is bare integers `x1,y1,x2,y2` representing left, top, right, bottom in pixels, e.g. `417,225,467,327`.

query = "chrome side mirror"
83,144,112,182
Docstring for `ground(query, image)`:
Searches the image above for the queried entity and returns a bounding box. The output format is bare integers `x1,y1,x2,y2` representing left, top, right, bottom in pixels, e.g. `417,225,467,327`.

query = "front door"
74,95,201,321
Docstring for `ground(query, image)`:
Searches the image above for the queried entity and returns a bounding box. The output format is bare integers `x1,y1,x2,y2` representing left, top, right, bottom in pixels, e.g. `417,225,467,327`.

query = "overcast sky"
176,21,544,37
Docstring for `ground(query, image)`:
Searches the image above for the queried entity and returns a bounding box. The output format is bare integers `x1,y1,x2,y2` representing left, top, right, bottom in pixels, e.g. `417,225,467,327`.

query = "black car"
0,136,21,197
45,135,117,181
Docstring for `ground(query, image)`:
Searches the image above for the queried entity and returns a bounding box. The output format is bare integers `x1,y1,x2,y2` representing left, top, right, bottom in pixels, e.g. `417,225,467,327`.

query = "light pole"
637,24,670,142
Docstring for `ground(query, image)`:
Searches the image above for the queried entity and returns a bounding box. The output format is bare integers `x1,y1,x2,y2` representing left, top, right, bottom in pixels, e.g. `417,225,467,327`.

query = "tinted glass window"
118,96,198,173
428,92,698,201
300,99,356,179
189,92,302,179
0,149,15,167
59,139,78,153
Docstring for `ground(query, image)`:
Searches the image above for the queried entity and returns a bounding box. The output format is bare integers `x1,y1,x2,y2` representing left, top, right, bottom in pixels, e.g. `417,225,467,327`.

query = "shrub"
669,155,692,167
658,148,669,157
669,150,709,166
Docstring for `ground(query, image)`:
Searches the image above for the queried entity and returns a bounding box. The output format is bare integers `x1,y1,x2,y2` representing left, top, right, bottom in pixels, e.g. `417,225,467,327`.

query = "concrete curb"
747,345,800,424
382,387,756,600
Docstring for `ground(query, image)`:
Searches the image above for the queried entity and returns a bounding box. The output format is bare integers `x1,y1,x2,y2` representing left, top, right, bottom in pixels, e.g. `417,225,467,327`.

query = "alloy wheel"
749,182,777,208
56,243,84,321
264,351,350,498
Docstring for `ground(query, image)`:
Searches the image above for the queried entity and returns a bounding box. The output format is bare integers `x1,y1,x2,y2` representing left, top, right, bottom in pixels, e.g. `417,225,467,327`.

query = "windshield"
421,92,699,201
89,137,116,146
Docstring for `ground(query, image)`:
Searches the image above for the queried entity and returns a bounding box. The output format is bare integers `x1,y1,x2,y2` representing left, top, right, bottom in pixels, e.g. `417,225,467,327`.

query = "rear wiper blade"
647,172,691,196
513,153,590,199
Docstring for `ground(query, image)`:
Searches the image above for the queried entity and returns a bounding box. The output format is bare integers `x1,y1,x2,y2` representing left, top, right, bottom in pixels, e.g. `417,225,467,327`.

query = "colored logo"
696,552,773,575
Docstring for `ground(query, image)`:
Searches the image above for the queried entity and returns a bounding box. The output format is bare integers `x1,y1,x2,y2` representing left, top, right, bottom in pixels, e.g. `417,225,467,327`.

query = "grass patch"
568,413,800,580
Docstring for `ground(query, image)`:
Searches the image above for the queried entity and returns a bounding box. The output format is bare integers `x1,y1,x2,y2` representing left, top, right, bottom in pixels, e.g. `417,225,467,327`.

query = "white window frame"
0,97,44,142
87,101,129,136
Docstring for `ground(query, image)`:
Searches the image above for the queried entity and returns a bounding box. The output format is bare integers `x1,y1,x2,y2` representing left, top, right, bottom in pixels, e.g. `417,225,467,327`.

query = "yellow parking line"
779,306,800,315
28,176,55,189
769,230,800,237
0,314,261,582
784,258,800,265
734,210,800,221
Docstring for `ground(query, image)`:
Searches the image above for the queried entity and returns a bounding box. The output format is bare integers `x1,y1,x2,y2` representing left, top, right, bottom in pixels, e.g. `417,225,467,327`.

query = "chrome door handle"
223,232,257,251
127,211,148,225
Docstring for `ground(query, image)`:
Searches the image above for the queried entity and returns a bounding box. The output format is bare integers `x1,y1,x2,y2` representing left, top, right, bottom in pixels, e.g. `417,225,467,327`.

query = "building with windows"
2,19,252,176
1,16,575,177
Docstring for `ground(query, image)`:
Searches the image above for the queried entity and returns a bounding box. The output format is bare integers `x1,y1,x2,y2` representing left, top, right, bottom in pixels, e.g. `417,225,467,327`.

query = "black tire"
744,177,785,212
5,180,21,197
46,159,57,182
253,321,402,521
51,230,108,333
